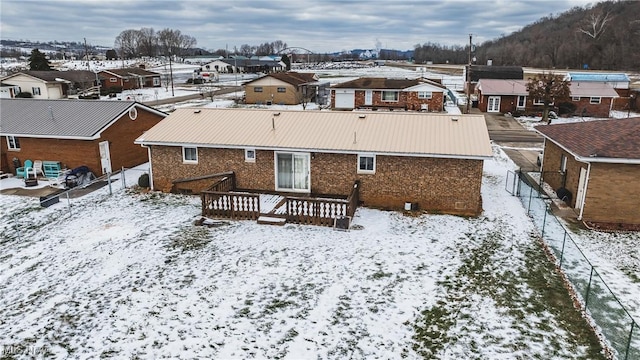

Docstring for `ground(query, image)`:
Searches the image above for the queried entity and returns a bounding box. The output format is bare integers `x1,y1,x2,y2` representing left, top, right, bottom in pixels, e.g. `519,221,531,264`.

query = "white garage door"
334,90,355,109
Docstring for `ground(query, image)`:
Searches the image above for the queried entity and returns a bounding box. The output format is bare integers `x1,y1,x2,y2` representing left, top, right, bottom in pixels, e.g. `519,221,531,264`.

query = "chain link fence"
507,170,638,359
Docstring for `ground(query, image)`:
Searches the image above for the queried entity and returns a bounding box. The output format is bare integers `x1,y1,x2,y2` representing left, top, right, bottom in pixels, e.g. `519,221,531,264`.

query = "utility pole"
169,54,175,97
84,37,90,70
466,34,472,114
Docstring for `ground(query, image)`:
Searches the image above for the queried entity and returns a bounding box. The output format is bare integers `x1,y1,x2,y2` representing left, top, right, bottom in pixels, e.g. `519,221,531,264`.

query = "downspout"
609,96,614,116
577,162,591,221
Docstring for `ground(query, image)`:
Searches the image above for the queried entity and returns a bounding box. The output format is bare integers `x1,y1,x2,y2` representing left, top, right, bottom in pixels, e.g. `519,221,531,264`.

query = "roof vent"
451,117,459,121
358,114,366,119
194,109,201,114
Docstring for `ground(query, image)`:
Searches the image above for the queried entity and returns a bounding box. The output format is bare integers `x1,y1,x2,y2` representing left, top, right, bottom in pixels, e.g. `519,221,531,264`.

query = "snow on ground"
0,153,609,359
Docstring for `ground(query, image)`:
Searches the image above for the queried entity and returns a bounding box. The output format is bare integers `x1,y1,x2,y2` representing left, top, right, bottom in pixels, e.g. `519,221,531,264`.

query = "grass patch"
167,226,211,252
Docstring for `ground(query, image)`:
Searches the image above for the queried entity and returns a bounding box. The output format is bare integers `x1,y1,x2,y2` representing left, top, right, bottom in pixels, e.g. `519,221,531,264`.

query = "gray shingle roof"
0,99,164,139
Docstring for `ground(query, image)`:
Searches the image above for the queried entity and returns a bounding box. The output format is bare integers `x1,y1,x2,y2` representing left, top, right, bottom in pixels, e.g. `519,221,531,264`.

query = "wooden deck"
199,173,360,227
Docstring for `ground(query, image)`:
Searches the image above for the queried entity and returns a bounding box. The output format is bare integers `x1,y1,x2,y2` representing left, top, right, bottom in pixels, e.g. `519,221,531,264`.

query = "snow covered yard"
0,152,607,359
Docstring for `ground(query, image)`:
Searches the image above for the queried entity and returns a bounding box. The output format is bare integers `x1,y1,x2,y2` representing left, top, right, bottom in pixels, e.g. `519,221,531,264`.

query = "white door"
364,90,373,105
575,167,587,210
275,152,310,192
334,90,355,109
99,141,112,174
488,96,501,112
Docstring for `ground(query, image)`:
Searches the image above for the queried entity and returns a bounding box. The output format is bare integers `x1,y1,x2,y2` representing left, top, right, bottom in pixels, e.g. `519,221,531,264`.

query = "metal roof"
0,99,166,139
566,72,630,82
136,108,493,159
536,117,640,162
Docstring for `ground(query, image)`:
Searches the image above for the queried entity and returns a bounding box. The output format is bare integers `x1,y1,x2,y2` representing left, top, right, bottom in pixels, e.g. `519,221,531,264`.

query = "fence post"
559,231,567,267
107,172,112,195
584,266,594,308
541,205,548,237
625,321,635,360
66,192,72,216
121,167,126,189
527,183,534,214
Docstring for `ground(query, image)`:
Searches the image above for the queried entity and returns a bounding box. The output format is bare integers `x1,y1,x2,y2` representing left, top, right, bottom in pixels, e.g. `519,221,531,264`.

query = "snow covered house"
0,99,166,176
536,118,640,230
135,108,492,220
331,77,447,111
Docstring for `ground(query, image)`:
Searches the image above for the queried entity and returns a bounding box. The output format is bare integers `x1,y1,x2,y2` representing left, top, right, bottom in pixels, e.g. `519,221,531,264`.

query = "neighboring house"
476,79,618,117
135,108,492,216
564,72,630,93
0,70,99,99
203,58,286,74
466,65,523,94
98,68,162,91
0,99,166,176
536,118,640,230
331,77,447,111
243,72,327,105
0,85,20,98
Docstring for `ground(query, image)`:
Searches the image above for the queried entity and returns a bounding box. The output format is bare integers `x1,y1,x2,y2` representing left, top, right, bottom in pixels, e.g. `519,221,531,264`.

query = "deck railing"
201,191,260,220
346,180,360,217
285,196,349,226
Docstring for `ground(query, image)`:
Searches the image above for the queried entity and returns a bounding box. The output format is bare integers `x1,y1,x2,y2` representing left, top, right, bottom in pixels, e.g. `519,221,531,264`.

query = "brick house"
98,68,162,91
466,65,523,94
536,118,640,230
476,79,618,117
243,72,327,105
0,99,166,176
135,108,492,216
0,71,99,99
331,78,446,111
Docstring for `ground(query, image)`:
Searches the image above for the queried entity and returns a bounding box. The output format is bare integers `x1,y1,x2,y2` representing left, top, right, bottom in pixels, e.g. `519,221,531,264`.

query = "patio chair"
15,159,33,178
33,160,45,178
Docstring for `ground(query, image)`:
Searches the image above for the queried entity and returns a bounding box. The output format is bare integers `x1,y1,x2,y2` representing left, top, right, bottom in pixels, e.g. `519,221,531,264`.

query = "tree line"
114,27,197,59
413,1,640,70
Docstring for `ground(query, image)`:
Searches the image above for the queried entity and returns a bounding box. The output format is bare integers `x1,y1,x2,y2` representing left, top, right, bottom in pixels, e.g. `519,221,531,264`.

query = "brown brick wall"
151,146,484,215
541,141,586,207
245,85,300,105
570,97,612,117
582,163,640,226
2,108,164,175
331,90,444,111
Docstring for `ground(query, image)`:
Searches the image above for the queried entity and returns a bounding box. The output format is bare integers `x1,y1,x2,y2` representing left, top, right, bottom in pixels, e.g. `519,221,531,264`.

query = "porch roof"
136,108,493,160
476,79,528,96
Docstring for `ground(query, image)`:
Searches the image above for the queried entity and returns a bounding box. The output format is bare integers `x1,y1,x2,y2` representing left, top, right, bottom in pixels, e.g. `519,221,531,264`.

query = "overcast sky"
1,0,595,53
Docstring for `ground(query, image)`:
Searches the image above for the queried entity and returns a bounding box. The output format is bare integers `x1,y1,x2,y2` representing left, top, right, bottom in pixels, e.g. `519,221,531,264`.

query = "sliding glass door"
275,152,310,192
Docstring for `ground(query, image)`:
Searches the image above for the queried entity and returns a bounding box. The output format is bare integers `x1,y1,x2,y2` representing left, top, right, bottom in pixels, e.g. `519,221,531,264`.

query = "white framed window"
110,78,117,83
560,154,567,173
6,136,20,150
254,87,263,93
32,87,41,95
277,87,286,93
381,91,399,102
572,96,580,101
517,95,526,108
153,77,160,86
357,154,376,174
182,147,198,163
418,91,432,99
245,148,256,162
590,97,601,104
533,98,544,105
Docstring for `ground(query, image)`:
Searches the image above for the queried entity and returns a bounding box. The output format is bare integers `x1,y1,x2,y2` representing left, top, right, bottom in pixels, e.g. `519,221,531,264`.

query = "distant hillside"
414,1,640,71
475,1,640,70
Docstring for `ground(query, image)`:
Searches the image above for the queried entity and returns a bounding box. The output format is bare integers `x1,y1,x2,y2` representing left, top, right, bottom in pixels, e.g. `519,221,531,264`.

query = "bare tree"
114,29,140,59
578,9,613,39
157,28,197,57
138,27,157,57
527,73,571,123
